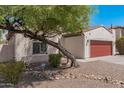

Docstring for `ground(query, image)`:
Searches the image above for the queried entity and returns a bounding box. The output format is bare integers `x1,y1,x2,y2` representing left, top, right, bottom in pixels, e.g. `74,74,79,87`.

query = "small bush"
116,36,124,55
0,61,26,85
49,54,62,68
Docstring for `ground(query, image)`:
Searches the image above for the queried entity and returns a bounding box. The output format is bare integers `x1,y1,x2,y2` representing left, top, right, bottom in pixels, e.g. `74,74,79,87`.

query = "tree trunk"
0,24,79,67
44,38,79,67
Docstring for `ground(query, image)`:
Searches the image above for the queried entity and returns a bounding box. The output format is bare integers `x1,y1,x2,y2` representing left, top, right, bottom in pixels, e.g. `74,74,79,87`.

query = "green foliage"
116,36,124,55
0,5,93,37
0,61,26,85
0,40,4,44
49,54,62,68
0,29,3,39
0,30,6,44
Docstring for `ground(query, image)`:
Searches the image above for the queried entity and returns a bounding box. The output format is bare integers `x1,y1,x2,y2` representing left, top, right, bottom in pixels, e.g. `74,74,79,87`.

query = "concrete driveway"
77,55,124,65
97,55,124,65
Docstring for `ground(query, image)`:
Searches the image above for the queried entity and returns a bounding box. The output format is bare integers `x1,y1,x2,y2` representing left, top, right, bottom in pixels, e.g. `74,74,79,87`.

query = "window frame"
32,41,47,55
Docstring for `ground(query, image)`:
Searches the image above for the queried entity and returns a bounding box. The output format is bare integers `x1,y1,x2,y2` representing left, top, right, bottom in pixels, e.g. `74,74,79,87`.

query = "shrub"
49,54,62,68
116,36,124,55
0,61,26,85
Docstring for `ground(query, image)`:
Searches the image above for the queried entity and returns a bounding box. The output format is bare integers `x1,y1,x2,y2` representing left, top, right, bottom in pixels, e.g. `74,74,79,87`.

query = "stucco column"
111,29,116,55
83,35,90,59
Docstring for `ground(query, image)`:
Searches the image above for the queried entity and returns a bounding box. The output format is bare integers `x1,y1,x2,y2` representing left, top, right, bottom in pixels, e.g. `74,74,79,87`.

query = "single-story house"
0,33,59,63
61,26,116,59
0,26,116,63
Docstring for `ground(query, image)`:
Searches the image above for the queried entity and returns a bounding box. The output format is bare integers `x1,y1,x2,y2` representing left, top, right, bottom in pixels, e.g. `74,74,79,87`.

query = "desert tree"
0,6,93,67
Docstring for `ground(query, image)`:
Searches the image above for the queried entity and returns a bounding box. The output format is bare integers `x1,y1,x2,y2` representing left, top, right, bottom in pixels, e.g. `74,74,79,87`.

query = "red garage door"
90,40,112,57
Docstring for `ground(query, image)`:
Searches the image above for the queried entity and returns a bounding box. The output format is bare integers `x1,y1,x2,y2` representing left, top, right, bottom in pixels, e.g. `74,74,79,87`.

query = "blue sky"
90,5,124,27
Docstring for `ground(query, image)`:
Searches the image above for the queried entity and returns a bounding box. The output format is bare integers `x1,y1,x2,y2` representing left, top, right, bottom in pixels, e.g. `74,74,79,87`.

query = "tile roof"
111,26,124,29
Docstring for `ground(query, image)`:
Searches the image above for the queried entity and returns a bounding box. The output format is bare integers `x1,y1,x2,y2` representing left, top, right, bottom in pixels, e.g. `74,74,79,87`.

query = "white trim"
88,38,114,41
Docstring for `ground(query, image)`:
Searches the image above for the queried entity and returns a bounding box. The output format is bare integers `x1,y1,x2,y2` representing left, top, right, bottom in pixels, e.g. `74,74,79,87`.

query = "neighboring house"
111,26,124,39
61,26,116,59
110,26,124,54
0,33,59,63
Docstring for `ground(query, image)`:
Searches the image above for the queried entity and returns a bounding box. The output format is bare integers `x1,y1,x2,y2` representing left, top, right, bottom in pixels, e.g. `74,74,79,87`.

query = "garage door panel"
90,40,112,57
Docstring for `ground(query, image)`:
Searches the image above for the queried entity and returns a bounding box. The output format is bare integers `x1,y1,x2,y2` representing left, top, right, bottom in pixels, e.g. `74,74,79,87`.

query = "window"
33,41,47,54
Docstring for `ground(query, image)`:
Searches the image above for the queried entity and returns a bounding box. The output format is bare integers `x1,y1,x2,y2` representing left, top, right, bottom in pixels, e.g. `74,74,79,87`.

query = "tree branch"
0,23,78,67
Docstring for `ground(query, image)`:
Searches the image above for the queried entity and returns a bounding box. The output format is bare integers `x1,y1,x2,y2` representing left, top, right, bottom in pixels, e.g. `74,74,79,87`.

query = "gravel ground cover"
18,61,124,88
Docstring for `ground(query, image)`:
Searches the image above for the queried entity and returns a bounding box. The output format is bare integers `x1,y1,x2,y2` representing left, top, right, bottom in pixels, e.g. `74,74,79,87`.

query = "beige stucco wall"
14,34,59,63
112,28,124,39
14,34,32,62
111,28,122,54
47,36,60,54
0,38,14,62
62,27,116,59
61,35,84,58
85,27,114,41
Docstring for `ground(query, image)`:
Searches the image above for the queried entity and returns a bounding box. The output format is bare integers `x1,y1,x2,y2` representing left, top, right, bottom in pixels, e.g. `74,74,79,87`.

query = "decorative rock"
49,77,54,80
97,75,103,80
114,80,119,84
70,75,75,79
111,80,118,84
90,74,95,78
97,77,102,80
119,81,124,85
106,76,112,80
84,75,89,78
121,84,124,87
103,76,112,83
61,76,65,79
93,77,98,80
55,77,59,80
69,73,73,76
65,75,70,79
